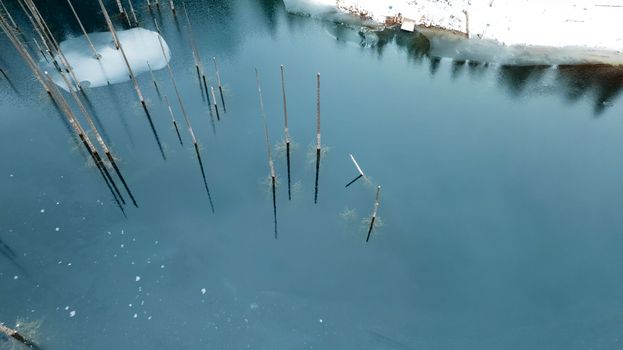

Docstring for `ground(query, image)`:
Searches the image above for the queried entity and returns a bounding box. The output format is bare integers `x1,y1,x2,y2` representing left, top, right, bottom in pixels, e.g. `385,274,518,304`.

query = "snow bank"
284,0,623,64
467,0,623,50
46,27,170,90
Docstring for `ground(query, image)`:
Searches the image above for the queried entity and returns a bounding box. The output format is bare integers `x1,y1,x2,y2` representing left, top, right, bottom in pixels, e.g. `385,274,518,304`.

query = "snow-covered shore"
284,0,623,64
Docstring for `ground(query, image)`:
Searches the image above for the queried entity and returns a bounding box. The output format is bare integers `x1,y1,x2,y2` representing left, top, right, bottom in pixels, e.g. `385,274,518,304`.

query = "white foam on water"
46,27,170,90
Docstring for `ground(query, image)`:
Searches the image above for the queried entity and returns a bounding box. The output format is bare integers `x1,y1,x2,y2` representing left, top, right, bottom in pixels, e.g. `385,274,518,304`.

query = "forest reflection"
9,0,621,116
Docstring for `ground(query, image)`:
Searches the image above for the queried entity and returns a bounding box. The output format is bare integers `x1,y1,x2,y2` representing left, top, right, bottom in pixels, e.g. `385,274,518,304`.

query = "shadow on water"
466,60,488,80
555,65,623,115
0,68,20,95
495,64,623,115
105,86,136,147
326,19,623,116
0,236,32,279
254,0,285,36
451,60,467,80
48,95,91,161
79,90,113,145
497,65,550,97
428,56,441,76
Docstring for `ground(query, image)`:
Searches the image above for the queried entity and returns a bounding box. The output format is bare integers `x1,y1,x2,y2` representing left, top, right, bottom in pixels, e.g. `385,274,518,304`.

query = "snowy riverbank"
283,0,623,64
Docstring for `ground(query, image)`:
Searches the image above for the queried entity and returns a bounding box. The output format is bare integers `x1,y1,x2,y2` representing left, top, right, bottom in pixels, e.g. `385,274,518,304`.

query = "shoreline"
286,0,623,65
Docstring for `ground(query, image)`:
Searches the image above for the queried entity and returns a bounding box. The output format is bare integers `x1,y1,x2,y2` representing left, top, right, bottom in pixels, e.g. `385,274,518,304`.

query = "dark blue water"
2,1,623,349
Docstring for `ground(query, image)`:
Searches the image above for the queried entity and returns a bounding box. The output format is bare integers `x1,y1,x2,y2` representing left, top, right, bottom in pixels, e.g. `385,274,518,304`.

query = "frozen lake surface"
1,0,623,349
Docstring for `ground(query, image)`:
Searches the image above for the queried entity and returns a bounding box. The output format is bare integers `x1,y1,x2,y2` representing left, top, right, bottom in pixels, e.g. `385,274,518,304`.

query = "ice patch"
46,27,170,90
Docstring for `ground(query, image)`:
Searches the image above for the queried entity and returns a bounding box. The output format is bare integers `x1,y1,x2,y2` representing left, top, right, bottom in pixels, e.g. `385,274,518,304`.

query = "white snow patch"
46,27,170,90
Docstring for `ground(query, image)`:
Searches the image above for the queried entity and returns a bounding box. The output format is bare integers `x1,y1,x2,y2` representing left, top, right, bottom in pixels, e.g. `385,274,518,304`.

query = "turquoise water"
2,1,623,349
